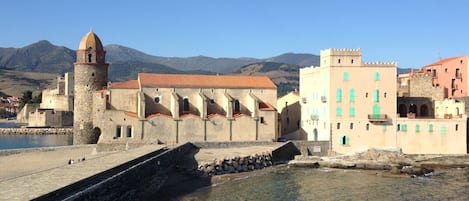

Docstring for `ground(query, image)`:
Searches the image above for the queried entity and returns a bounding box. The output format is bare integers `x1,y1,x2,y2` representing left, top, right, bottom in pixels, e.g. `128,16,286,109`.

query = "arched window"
233,99,240,113
183,98,190,112
409,104,417,114
374,71,380,81
88,53,92,62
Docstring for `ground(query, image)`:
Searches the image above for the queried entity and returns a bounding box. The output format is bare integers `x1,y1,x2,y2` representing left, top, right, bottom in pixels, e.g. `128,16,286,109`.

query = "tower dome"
78,31,104,52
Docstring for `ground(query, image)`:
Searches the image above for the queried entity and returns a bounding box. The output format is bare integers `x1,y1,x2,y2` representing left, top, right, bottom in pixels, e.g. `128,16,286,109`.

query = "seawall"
0,128,72,135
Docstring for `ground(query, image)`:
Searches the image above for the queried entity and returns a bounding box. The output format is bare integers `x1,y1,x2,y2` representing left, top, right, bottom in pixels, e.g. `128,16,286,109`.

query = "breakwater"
0,128,72,135
197,153,273,176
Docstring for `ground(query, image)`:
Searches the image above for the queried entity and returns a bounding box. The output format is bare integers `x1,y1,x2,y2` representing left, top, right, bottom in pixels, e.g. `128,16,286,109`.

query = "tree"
31,92,42,104
19,90,33,109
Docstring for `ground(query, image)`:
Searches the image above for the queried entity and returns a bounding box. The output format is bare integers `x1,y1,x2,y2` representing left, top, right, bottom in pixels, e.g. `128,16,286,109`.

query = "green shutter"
440,126,447,136
374,71,380,81
416,124,420,132
344,72,349,81
336,88,342,102
336,106,342,117
345,136,349,145
372,104,380,118
373,89,379,102
349,107,355,117
350,88,355,102
429,124,434,132
402,124,407,132
382,125,387,132
339,136,344,145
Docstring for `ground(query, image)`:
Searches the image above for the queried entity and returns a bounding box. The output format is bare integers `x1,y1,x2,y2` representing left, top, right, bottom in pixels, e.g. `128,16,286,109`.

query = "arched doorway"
420,104,429,117
92,127,102,144
398,104,407,117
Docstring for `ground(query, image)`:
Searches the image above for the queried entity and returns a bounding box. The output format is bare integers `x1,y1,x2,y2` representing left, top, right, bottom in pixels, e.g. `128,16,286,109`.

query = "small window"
88,53,92,62
340,135,349,145
445,68,448,72
115,125,122,138
402,124,407,132
260,117,265,124
337,122,341,129
349,88,355,102
374,72,380,81
366,123,370,131
365,92,368,98
351,59,354,64
336,106,342,117
336,88,342,102
210,99,215,104
384,92,387,98
234,99,241,113
373,89,379,102
440,126,447,136
456,124,459,131
91,73,95,77
397,124,400,131
154,96,161,103
429,124,434,132
343,72,349,81
338,59,341,64
416,124,420,132
350,123,354,129
126,126,132,138
183,98,190,112
349,107,355,117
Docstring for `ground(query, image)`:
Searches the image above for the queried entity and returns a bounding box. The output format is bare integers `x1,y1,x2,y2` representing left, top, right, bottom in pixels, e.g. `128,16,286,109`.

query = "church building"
73,31,279,145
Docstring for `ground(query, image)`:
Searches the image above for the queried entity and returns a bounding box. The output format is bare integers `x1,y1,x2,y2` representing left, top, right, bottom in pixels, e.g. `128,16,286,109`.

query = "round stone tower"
73,31,109,144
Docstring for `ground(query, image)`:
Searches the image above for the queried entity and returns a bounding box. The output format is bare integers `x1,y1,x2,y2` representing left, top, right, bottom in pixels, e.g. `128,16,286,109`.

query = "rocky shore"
289,148,469,177
0,128,72,135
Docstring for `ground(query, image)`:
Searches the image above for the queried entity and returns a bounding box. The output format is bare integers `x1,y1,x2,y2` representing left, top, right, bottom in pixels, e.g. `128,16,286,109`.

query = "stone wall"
0,128,72,135
290,140,330,156
409,74,445,101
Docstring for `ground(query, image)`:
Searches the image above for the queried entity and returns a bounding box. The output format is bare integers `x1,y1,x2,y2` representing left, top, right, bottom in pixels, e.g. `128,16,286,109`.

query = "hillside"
235,62,300,96
0,70,56,97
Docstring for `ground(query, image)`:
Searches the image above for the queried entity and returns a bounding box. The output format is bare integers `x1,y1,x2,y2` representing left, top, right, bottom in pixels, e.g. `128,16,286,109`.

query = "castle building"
73,32,109,144
73,32,278,145
300,49,397,153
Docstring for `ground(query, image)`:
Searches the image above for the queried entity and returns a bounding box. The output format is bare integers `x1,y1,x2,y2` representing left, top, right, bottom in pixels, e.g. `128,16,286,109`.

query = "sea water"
179,167,469,201
0,123,72,149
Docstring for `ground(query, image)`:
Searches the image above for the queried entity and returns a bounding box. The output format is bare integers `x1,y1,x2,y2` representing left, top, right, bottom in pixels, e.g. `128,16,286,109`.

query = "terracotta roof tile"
109,80,139,89
424,56,465,67
124,111,138,118
138,73,276,89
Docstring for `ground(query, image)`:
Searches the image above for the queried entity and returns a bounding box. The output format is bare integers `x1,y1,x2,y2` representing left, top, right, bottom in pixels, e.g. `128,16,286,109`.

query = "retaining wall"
290,140,330,156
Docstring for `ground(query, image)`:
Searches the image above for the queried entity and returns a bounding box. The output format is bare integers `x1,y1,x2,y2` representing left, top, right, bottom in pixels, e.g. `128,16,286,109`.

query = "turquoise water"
0,123,72,149
180,167,469,201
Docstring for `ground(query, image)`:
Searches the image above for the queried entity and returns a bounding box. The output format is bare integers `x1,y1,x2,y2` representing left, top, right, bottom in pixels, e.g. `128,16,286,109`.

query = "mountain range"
0,40,411,97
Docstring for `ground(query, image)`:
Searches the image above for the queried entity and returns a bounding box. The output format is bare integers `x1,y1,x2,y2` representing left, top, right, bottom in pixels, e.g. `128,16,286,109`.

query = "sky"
1,0,468,68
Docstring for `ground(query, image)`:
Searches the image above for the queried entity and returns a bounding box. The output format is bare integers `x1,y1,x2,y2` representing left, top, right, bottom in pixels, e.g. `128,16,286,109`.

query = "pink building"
422,56,468,98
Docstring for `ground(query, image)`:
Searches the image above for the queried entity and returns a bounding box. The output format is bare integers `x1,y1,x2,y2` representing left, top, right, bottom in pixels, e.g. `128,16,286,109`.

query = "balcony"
368,114,389,122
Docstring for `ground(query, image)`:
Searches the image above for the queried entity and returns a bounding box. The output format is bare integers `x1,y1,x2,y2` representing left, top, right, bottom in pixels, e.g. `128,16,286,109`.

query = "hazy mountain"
266,53,320,67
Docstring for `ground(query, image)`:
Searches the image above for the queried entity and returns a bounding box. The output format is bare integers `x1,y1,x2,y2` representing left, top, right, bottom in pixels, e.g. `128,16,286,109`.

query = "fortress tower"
73,32,109,144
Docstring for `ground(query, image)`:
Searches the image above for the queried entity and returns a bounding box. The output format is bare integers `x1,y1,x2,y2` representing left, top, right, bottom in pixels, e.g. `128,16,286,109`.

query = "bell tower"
73,31,109,144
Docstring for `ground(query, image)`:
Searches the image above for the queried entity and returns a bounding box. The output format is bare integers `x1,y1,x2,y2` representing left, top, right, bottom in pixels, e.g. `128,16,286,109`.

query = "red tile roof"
138,73,276,89
109,80,139,89
424,56,465,67
259,102,276,111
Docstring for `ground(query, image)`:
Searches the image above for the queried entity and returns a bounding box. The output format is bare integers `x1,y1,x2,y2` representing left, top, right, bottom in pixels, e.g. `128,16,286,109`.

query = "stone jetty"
0,128,72,135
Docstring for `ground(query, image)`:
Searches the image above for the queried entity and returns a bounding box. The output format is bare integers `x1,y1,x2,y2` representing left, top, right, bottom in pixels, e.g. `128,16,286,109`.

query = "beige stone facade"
301,48,468,155
93,74,278,144
277,91,304,140
26,73,74,127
